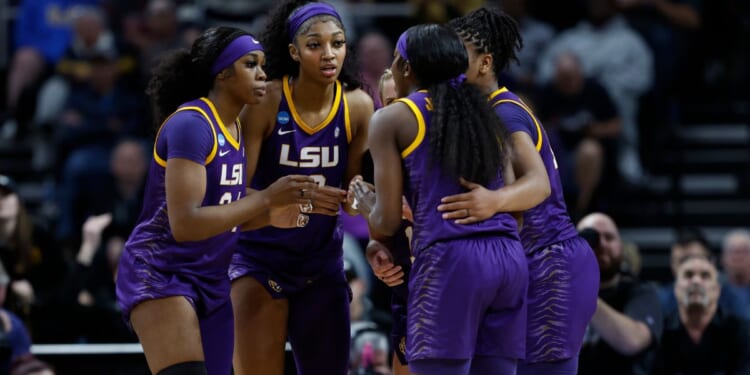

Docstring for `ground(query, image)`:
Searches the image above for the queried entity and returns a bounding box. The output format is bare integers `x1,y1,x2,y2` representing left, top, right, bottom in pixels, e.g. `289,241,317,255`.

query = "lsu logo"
268,279,283,293
279,144,339,168
277,111,290,125
220,164,243,185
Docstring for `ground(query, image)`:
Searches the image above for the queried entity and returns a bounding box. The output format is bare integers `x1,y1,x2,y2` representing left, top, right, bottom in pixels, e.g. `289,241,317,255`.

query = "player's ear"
288,43,300,62
479,53,493,75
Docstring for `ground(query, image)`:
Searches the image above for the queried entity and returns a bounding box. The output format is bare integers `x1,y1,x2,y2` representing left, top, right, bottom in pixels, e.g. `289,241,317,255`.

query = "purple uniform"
229,76,352,374
116,97,246,375
489,87,599,367
398,91,528,364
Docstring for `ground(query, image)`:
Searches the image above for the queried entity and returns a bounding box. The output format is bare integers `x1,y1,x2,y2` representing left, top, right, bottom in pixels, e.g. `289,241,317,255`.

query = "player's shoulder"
344,88,374,113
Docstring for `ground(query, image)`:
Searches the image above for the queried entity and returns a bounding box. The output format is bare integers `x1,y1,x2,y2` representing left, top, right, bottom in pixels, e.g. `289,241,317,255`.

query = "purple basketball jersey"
117,97,246,316
489,88,579,252
399,90,519,255
236,76,352,275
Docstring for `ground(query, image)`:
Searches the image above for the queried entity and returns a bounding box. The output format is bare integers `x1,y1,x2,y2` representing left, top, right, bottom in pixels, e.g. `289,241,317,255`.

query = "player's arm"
352,104,407,238
233,81,317,231
164,112,313,241
341,89,374,215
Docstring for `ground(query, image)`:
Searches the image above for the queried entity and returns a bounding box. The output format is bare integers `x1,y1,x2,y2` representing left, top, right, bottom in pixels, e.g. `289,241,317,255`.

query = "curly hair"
145,26,253,124
260,0,361,90
448,7,523,77
403,24,509,186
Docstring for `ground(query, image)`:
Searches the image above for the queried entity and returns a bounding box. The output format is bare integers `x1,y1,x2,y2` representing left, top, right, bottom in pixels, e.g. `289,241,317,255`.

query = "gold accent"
343,92,352,143
201,97,240,150
283,75,342,135
491,94,543,152
268,279,283,293
395,98,426,159
153,106,219,167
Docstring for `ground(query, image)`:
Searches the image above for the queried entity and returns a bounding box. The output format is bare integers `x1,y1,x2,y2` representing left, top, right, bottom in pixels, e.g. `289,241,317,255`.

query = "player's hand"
366,240,404,287
307,185,347,216
269,204,309,228
351,179,376,217
263,175,319,207
437,177,497,224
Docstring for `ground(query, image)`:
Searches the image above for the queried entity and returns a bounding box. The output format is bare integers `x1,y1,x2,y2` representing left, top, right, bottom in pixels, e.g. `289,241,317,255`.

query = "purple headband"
395,30,409,62
287,3,341,42
211,35,263,76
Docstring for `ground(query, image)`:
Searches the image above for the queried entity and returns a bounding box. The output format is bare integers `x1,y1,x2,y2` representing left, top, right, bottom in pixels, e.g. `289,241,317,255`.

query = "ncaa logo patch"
268,279,283,293
277,111,290,125
218,134,226,147
334,127,340,138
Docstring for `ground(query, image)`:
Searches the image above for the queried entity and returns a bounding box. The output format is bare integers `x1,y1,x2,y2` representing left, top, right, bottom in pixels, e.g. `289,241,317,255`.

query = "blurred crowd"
0,0,748,374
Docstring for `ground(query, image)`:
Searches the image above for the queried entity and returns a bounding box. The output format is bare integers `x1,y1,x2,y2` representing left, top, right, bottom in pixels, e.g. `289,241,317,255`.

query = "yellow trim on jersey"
343,92,352,143
152,106,219,167
492,98,543,152
283,75,343,135
488,87,509,102
201,97,240,150
396,98,426,158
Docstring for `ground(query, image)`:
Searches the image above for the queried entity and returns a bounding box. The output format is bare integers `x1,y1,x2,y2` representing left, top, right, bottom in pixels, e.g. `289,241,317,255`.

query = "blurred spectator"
722,229,750,288
577,212,663,375
2,0,102,141
536,51,621,215
345,241,372,323
658,227,750,319
52,50,146,243
0,175,63,320
123,0,182,83
409,0,483,24
651,255,750,375
499,0,555,92
0,261,33,375
617,0,701,93
350,328,392,375
9,353,55,375
357,31,392,109
537,0,654,187
34,6,137,129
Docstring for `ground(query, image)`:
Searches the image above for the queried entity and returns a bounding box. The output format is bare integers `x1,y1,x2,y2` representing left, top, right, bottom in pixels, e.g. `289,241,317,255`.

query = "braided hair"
448,7,523,76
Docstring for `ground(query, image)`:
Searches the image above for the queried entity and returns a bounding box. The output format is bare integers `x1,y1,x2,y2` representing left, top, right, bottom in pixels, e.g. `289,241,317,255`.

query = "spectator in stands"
357,31,393,109
350,328,392,375
498,0,555,93
722,229,750,303
0,261,33,375
537,0,654,187
56,139,147,249
124,0,182,82
9,353,55,375
577,212,663,375
659,227,749,319
34,6,137,130
652,254,750,374
53,46,146,244
536,51,621,215
2,0,101,141
0,175,63,321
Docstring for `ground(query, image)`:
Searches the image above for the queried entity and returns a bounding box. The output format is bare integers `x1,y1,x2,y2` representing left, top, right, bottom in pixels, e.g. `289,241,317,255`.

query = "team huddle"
115,1,600,375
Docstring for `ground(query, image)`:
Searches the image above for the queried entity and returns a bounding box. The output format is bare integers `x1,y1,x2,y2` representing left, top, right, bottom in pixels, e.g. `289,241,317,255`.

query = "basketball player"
229,2,373,374
116,27,318,375
440,8,601,374
352,24,528,375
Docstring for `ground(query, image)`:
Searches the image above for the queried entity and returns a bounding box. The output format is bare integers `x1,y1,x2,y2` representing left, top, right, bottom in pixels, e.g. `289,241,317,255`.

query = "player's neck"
207,91,243,130
290,75,336,113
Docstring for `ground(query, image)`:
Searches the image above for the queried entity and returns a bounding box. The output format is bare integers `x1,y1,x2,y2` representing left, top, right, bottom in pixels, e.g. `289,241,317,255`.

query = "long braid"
449,8,523,75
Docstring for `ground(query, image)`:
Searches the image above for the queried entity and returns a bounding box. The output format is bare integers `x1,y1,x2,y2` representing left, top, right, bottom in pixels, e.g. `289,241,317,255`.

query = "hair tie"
287,3,341,42
448,73,466,88
211,35,263,76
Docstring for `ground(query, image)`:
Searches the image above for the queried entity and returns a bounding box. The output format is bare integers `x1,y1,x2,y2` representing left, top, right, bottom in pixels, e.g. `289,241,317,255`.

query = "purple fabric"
287,2,341,41
158,110,214,164
396,30,409,61
200,301,234,375
449,73,466,87
210,35,263,75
